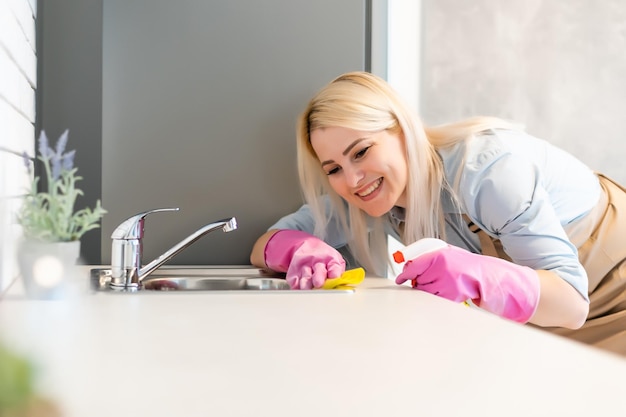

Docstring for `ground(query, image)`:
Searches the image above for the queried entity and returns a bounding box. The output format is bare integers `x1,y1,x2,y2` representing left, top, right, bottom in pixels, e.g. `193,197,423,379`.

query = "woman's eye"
326,166,340,176
354,146,370,159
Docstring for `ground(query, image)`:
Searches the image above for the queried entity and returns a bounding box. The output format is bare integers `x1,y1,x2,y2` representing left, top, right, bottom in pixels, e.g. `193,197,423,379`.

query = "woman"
250,71,626,355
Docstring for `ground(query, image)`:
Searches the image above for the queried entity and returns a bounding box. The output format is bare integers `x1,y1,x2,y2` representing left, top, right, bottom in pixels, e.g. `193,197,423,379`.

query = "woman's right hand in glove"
263,229,346,290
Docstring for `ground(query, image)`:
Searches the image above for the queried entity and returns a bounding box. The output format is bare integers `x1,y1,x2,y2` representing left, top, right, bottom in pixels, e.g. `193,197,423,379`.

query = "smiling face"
309,126,409,217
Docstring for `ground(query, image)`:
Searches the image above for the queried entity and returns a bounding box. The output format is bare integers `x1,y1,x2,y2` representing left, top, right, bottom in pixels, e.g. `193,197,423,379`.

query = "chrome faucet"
109,208,237,290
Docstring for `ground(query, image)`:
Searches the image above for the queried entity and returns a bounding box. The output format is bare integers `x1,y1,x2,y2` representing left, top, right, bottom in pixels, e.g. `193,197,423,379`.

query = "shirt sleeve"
459,148,590,300
268,197,349,249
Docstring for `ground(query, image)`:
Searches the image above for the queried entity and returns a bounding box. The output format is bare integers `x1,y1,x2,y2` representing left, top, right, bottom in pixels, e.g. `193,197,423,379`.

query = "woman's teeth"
358,178,382,197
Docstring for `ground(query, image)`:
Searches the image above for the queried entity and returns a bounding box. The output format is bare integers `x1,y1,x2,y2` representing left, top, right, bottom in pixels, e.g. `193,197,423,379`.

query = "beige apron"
471,174,626,356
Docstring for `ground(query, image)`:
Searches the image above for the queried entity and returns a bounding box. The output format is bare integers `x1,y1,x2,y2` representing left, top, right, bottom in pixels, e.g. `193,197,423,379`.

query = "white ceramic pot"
17,239,81,299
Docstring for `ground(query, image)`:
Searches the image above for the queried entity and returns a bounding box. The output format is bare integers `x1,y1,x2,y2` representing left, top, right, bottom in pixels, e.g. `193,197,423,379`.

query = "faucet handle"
111,207,180,240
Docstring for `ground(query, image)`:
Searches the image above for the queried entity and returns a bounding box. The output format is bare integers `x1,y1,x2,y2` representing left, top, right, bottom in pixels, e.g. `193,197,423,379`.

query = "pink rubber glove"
264,229,346,290
395,244,540,323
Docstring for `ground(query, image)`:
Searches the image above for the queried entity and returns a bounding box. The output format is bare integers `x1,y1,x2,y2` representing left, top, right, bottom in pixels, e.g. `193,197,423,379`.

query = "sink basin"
90,266,355,293
141,277,290,291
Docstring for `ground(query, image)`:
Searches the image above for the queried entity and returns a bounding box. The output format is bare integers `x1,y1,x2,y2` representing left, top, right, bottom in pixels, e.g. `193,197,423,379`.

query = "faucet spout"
109,210,237,290
138,217,237,280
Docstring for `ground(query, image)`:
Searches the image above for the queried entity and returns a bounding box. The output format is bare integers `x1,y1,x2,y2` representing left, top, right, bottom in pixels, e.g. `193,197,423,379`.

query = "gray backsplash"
101,0,367,265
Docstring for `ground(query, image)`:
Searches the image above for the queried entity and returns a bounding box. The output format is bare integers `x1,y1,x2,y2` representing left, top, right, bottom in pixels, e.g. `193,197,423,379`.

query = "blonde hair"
296,71,519,275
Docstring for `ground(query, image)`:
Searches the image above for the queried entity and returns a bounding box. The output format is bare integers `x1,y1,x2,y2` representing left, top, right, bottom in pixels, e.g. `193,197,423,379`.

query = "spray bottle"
393,238,471,306
392,238,448,264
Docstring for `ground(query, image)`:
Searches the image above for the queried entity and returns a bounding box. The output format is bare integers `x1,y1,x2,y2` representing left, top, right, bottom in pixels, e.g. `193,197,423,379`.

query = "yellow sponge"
322,267,366,290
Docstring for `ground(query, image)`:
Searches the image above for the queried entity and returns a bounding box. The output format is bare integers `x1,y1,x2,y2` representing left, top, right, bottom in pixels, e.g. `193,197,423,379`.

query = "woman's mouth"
356,178,383,199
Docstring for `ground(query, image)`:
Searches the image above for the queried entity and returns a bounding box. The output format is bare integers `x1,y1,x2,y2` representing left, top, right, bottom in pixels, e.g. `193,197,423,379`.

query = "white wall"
419,0,626,184
0,0,37,291
386,0,421,114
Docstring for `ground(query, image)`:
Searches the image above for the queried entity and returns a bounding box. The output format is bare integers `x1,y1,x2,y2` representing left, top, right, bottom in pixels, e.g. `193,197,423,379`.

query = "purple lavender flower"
38,130,71,181
62,149,76,171
55,130,69,156
37,131,52,159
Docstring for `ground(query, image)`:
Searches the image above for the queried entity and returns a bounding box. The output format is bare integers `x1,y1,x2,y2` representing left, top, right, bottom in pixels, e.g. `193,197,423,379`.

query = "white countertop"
1,266,626,417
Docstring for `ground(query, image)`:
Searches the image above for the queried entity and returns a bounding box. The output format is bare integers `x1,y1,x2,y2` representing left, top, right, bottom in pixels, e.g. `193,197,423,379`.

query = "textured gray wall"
420,1,626,184
102,1,366,265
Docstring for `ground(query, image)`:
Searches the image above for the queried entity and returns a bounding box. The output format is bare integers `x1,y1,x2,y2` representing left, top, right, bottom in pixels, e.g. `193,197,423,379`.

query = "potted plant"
16,130,106,298
0,341,62,416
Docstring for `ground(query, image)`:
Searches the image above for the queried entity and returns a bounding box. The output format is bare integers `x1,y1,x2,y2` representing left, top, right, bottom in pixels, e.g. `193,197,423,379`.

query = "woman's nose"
344,165,364,187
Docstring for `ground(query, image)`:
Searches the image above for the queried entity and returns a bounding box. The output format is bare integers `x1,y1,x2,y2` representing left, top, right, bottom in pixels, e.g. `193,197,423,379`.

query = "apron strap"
462,214,512,261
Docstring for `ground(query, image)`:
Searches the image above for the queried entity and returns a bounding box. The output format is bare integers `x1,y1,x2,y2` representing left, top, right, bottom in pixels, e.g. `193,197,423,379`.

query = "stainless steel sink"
141,277,290,291
90,266,355,293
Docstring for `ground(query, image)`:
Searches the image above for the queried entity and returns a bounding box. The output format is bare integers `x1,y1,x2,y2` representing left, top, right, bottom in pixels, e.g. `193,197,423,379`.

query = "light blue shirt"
270,129,601,298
